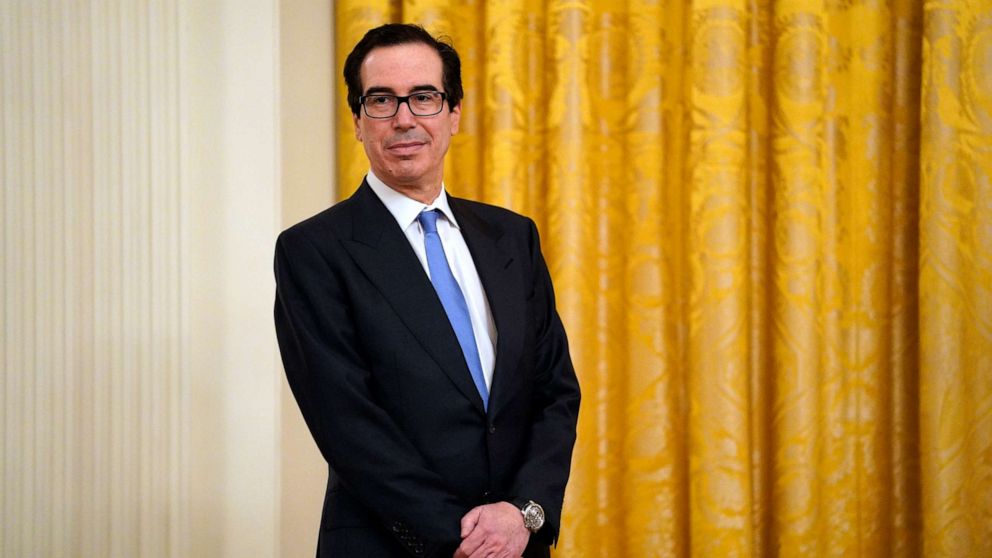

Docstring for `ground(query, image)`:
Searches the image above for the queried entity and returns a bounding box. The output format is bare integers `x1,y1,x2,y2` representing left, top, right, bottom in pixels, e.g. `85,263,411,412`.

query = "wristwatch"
519,500,545,533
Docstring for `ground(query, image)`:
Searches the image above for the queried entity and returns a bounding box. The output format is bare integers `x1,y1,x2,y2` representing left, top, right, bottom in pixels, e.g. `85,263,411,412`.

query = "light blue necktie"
418,210,489,409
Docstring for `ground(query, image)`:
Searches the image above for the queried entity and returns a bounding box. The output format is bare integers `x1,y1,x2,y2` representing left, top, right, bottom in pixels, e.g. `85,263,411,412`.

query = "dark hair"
343,23,463,117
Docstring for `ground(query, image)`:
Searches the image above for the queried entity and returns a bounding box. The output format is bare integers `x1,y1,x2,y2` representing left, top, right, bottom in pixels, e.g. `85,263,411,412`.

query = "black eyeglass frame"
359,91,448,119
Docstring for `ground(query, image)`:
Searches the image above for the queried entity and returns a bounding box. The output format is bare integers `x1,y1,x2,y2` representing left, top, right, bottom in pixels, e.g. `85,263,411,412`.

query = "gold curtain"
333,1,992,556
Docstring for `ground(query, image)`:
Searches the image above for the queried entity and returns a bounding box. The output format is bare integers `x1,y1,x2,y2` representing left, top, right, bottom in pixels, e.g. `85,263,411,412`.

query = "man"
274,24,580,558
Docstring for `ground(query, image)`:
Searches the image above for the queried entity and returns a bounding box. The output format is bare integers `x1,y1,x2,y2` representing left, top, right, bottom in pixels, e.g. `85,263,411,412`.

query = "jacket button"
488,424,496,434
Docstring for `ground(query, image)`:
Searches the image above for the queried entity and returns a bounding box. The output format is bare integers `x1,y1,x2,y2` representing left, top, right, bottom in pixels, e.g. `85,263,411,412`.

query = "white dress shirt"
366,170,497,390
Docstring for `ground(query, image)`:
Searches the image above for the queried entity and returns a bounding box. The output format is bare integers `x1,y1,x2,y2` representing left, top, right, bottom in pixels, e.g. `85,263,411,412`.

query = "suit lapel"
449,198,526,419
341,183,487,414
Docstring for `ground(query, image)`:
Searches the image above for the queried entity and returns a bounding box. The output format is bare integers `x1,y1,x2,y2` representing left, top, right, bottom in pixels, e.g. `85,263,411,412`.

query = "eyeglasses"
360,91,447,119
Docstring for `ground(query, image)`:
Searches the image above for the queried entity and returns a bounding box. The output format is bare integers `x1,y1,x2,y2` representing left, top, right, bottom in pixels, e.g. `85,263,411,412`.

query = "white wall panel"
2,1,286,556
1,1,186,556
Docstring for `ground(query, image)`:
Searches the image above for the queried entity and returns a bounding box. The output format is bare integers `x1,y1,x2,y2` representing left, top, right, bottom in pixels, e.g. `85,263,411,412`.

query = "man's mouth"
387,140,427,156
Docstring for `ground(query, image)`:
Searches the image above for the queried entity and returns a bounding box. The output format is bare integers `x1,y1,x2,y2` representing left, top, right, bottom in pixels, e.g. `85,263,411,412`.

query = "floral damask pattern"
920,2,992,556
335,1,992,556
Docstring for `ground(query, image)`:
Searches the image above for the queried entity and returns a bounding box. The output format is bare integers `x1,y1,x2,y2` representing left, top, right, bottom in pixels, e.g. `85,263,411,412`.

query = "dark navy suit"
274,181,580,557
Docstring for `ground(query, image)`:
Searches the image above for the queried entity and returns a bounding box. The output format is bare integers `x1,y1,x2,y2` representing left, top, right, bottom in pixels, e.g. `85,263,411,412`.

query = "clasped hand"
453,502,530,558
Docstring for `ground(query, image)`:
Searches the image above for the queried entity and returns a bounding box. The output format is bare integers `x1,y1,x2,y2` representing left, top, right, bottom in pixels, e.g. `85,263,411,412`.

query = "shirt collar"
366,169,460,231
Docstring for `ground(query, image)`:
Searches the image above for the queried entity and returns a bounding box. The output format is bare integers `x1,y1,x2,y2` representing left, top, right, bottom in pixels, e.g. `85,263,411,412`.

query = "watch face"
523,502,545,532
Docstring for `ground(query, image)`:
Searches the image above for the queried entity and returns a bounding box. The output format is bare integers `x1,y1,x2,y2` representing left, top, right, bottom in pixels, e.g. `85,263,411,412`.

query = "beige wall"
185,0,281,556
1,0,333,556
278,1,334,557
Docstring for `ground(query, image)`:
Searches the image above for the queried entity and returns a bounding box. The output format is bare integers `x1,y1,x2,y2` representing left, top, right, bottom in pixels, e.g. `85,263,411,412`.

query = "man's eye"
370,96,391,105
412,93,433,102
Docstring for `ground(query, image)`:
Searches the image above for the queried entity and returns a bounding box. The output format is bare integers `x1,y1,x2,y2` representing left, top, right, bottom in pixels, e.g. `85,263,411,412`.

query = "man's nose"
392,100,417,128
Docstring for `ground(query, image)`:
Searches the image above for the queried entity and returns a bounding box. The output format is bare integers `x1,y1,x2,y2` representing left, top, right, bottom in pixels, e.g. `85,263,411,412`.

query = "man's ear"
353,113,362,142
449,103,461,135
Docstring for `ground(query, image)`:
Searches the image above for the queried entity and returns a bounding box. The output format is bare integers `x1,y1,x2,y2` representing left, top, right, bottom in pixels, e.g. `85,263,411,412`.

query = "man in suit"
274,24,580,558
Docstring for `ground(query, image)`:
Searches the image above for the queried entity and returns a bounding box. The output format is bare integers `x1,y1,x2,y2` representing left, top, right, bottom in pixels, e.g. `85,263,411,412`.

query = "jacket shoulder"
451,196,537,235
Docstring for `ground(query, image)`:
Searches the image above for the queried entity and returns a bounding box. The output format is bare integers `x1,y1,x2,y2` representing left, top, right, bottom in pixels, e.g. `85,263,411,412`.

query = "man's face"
354,42,460,197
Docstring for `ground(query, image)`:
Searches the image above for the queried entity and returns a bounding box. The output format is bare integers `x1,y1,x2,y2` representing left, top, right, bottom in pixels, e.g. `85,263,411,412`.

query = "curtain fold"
334,1,992,556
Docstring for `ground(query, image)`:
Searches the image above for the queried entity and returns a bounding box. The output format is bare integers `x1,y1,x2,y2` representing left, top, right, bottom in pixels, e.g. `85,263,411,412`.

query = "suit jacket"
274,181,581,558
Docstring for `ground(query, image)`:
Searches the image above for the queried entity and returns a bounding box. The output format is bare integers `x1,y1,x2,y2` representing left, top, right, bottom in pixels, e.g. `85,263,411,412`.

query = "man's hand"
454,502,530,558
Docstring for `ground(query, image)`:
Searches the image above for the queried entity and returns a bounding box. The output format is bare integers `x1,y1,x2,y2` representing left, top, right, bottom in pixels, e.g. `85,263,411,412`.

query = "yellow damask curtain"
334,1,991,556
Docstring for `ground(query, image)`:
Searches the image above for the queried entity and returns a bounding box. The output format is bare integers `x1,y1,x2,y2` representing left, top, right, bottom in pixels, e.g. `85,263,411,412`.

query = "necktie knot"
418,210,439,234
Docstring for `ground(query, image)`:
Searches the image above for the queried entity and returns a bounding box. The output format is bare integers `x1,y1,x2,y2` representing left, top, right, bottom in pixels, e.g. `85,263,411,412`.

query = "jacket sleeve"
273,228,464,557
509,219,582,547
